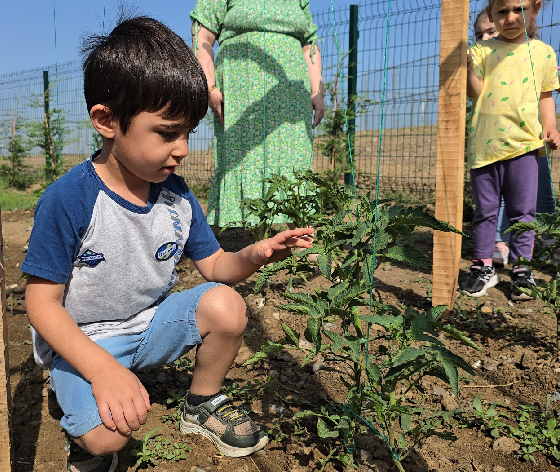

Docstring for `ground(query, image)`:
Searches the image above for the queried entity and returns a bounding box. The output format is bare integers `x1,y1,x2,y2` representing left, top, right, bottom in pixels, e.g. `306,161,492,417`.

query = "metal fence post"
346,4,359,186
42,71,52,181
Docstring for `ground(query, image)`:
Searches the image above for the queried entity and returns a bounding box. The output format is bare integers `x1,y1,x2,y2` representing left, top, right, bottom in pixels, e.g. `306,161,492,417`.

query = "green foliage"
0,190,39,211
26,87,76,181
130,427,191,468
463,395,560,463
509,213,560,348
242,173,474,471
225,170,353,239
0,103,35,190
318,58,375,184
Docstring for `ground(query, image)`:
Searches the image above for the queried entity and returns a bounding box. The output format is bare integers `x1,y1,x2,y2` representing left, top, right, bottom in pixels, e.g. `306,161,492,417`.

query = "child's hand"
544,128,560,151
251,227,314,265
90,364,151,435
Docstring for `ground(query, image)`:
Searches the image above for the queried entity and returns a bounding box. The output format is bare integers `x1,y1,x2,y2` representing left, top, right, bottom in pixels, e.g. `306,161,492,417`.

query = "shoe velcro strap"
205,394,231,413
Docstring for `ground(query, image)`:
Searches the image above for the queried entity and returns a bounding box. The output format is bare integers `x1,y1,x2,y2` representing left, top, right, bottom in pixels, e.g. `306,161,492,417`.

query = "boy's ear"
90,105,116,138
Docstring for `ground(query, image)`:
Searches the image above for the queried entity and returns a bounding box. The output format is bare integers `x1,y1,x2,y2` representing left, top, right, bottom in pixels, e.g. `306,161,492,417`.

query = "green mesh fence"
0,0,558,202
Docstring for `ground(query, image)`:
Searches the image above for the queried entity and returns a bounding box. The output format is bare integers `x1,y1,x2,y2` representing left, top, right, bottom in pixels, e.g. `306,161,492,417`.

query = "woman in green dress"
191,0,324,227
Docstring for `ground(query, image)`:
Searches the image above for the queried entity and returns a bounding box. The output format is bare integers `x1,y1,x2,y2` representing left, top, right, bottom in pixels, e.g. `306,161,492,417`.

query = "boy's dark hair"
82,16,208,134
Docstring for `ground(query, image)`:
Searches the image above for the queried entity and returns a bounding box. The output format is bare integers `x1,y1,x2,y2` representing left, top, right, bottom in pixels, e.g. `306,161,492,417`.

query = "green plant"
508,213,560,348
26,86,76,181
227,170,353,239
242,177,477,471
222,377,276,401
0,101,35,190
463,394,560,464
318,59,374,184
130,427,191,468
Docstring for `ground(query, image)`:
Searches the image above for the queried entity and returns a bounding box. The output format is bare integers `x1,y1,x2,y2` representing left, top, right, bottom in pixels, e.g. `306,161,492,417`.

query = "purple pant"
470,151,538,263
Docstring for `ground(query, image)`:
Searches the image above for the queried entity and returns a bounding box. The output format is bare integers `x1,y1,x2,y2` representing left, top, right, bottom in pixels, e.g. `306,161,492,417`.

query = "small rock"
6,284,18,290
507,301,514,307
26,226,33,231
430,385,447,398
472,360,482,369
312,362,325,373
483,361,498,372
520,351,537,369
255,297,265,308
492,437,520,454
267,370,280,379
382,265,390,271
358,461,390,472
233,465,250,472
480,306,493,314
268,404,283,415
272,311,280,320
550,392,560,402
442,394,459,411
324,322,335,330
190,467,206,472
156,372,166,383
299,340,313,350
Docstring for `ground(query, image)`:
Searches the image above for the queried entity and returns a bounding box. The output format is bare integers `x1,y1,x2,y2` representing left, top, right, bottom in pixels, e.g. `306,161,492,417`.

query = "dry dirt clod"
492,437,520,454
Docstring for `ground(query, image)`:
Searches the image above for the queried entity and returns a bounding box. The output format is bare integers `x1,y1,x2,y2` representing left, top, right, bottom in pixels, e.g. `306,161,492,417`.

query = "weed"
462,395,560,464
130,427,191,467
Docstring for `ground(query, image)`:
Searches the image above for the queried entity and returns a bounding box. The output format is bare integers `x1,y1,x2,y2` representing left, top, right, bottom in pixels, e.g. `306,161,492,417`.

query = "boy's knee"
197,285,248,336
73,425,129,456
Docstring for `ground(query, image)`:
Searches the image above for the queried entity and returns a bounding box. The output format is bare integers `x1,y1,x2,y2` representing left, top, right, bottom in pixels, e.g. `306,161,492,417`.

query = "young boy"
22,16,313,471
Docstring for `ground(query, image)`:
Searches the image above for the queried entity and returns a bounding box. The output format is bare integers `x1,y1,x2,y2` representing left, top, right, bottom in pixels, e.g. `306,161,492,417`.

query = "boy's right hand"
90,364,151,435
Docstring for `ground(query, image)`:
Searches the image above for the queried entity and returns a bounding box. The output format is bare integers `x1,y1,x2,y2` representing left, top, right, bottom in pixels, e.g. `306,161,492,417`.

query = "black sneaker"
180,393,268,457
511,265,536,301
460,260,499,297
66,438,117,472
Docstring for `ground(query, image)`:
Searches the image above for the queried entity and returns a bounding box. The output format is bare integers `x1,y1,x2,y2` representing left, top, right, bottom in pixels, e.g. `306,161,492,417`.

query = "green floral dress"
191,0,318,226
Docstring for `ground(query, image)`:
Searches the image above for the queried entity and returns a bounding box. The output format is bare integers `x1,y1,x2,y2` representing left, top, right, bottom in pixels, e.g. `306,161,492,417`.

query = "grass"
1,189,39,211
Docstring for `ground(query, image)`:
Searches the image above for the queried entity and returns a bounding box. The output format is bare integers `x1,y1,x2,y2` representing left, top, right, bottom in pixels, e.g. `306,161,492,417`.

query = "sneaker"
492,243,509,267
66,438,117,472
510,265,536,301
459,260,499,297
180,394,268,457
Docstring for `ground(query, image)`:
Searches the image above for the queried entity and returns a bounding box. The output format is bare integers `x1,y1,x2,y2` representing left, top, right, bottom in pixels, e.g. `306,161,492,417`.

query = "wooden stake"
432,0,470,308
0,209,13,470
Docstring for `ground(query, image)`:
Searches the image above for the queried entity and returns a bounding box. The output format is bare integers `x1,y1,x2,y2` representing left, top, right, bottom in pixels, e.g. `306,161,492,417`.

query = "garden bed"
2,209,559,472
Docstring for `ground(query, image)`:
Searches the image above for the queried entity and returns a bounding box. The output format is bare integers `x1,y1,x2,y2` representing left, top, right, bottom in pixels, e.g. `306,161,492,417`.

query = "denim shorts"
49,282,221,438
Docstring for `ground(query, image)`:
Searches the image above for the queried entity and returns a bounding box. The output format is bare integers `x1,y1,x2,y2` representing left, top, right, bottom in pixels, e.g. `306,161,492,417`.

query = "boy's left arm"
540,91,560,151
193,228,314,284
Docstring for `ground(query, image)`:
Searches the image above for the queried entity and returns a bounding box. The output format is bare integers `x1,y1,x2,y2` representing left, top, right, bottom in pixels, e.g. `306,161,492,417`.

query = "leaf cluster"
130,427,191,468
464,395,560,463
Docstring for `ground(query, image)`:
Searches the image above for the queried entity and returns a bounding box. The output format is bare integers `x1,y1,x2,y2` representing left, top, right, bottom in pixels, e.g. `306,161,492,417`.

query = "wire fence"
1,0,559,201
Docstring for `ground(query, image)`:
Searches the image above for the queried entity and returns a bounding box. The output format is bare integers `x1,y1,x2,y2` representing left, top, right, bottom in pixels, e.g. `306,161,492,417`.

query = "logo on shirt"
155,242,179,262
77,249,105,267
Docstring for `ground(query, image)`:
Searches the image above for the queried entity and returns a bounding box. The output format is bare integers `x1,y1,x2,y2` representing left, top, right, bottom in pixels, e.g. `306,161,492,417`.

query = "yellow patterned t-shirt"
467,38,559,170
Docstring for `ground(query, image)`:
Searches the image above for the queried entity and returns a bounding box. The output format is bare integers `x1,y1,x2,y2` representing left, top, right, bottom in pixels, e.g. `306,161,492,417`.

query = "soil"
2,208,560,472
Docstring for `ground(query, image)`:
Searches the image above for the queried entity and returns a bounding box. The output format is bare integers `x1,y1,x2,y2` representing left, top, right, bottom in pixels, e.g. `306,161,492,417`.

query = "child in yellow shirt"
460,0,560,300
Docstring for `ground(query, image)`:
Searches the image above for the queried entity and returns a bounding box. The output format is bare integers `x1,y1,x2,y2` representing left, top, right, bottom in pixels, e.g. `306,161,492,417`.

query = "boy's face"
488,0,541,42
475,14,498,41
110,111,193,184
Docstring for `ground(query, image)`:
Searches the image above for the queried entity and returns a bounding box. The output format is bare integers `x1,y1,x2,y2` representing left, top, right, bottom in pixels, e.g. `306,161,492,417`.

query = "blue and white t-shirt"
21,155,220,368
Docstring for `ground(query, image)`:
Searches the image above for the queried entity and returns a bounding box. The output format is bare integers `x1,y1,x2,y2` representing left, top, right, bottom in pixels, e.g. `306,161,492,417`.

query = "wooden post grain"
0,209,13,470
432,0,470,308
